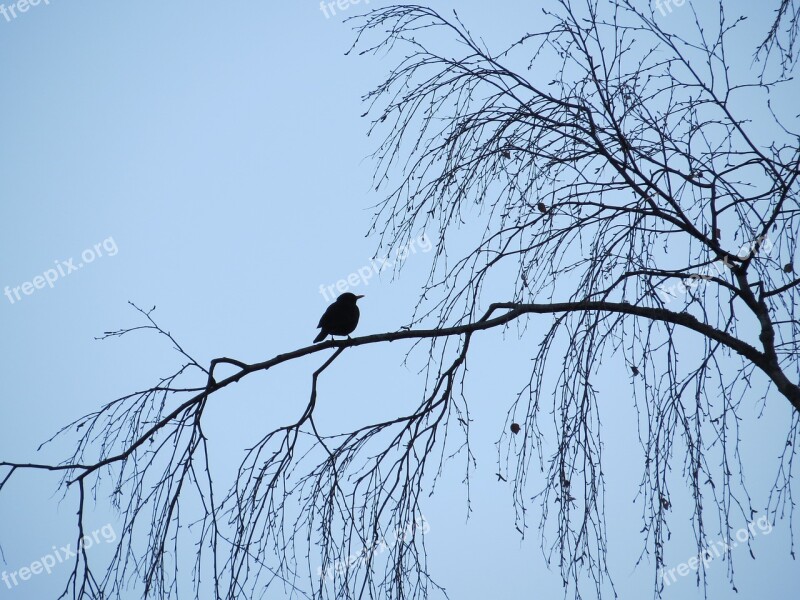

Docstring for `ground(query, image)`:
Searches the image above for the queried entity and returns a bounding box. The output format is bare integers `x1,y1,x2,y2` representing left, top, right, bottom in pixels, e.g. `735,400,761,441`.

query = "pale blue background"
1,1,797,598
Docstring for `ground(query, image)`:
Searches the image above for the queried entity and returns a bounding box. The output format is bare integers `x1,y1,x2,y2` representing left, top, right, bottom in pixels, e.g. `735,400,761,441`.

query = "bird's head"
337,292,364,304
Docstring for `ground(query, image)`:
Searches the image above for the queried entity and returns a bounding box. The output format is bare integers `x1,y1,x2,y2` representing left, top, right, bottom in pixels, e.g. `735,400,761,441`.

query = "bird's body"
314,293,364,343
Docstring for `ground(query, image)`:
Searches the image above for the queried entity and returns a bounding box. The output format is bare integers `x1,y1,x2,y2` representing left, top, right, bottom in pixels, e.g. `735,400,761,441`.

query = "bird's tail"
313,330,327,343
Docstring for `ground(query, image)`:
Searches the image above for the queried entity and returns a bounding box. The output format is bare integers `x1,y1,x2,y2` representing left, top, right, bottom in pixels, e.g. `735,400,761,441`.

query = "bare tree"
757,0,800,74
2,1,799,599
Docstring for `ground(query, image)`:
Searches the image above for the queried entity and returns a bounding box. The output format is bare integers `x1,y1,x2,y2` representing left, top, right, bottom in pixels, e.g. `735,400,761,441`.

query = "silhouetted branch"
2,2,799,599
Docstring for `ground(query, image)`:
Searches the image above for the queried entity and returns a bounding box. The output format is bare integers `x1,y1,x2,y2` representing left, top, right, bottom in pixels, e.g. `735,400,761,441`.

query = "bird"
313,293,364,343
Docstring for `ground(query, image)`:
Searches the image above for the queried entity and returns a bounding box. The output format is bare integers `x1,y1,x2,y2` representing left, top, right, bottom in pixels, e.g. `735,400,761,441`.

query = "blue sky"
1,1,797,598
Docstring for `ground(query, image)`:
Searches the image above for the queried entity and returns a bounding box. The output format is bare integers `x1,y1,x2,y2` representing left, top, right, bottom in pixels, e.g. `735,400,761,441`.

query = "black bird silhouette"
313,293,364,343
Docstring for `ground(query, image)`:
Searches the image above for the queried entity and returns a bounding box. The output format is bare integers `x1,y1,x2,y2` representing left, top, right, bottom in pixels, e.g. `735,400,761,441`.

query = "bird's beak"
356,295,365,299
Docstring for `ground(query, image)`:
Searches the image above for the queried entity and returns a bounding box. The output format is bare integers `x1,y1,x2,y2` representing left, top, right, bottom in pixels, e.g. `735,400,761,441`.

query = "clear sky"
1,1,797,598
